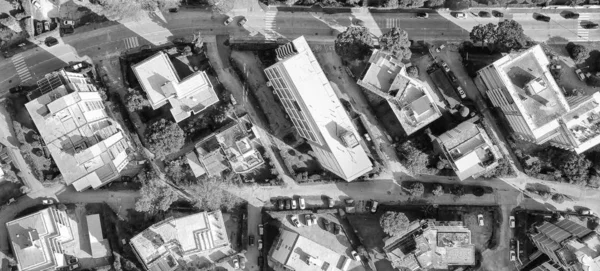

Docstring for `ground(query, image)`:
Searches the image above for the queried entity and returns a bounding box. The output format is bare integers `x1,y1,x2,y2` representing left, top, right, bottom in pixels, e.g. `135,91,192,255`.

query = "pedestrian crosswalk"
384,18,401,28
124,37,139,49
576,14,590,41
11,54,32,83
265,10,276,30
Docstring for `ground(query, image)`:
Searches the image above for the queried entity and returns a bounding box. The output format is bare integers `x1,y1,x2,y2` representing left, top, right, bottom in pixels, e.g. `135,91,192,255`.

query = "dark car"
448,71,458,82
322,218,332,231
564,12,579,19
479,11,491,17
168,8,178,12
238,17,247,27
333,223,341,235
493,10,504,17
416,12,428,19
249,235,254,246
258,256,264,267
62,26,74,34
536,14,550,22
9,85,24,94
365,200,371,212
277,199,284,210
285,199,291,210
584,23,599,29
45,37,58,47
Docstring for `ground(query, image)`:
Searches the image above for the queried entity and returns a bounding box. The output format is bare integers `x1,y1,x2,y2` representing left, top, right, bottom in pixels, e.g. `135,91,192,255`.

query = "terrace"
215,124,264,174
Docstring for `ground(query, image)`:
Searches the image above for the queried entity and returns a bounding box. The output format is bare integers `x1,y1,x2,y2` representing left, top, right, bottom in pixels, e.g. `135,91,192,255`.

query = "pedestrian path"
576,14,589,41
265,10,276,30
11,54,32,82
123,37,139,49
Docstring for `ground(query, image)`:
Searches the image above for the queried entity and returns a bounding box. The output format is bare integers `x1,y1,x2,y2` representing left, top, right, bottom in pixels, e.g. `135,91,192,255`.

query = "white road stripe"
11,54,32,82
124,37,139,49
265,11,277,29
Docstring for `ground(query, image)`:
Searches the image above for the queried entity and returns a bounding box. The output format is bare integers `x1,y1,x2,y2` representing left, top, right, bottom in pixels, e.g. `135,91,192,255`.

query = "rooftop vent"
525,77,547,96
276,42,297,60
340,131,359,148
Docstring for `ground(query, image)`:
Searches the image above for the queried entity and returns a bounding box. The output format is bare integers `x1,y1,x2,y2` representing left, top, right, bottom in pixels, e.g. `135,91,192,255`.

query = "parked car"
32,0,41,9
333,223,341,235
44,21,50,31
238,17,247,27
277,199,284,210
351,250,360,261
440,61,450,72
455,12,467,19
249,235,254,246
291,199,297,210
370,200,379,213
364,133,371,142
239,256,246,269
510,250,516,261
479,11,491,17
551,64,562,70
365,200,371,212
509,216,515,228
62,26,74,34
304,214,312,226
416,12,428,19
258,239,263,250
310,214,317,225
448,71,458,82
224,16,233,25
564,12,579,19
291,215,302,227
9,85,25,94
456,86,467,99
576,69,586,81
299,197,306,210
584,23,600,29
327,196,335,208
258,256,264,266
285,199,291,210
45,37,58,47
258,224,264,235
477,214,485,226
67,257,78,265
42,199,54,205
168,8,178,12
536,14,550,22
64,20,75,26
323,218,332,231
579,208,593,215
436,44,446,53
69,264,80,271
232,257,240,269
493,10,504,17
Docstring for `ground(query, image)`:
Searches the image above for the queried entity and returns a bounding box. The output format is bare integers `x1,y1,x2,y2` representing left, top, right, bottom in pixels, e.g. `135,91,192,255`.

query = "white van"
341,256,351,271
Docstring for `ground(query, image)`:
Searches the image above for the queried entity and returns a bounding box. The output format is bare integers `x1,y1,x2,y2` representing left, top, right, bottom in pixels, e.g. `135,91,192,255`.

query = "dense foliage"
334,26,374,61
566,43,589,63
125,88,150,112
380,211,410,236
379,27,412,60
470,20,526,52
145,119,185,159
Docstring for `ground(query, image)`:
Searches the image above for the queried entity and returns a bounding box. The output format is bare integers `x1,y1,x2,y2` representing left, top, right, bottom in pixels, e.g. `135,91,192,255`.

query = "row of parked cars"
275,196,335,210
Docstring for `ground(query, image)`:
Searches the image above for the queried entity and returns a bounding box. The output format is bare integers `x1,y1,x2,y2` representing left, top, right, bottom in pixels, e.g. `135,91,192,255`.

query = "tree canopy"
125,88,150,112
380,211,410,236
379,27,412,60
207,0,234,14
494,20,526,51
558,152,591,185
334,26,374,61
426,0,445,7
89,0,180,20
382,0,425,8
134,166,179,214
145,118,185,159
432,184,444,196
566,43,589,63
470,23,497,47
184,175,241,211
408,182,424,197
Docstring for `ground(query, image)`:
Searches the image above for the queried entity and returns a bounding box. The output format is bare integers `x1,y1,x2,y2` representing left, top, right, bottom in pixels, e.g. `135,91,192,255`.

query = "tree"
334,26,374,61
134,167,179,214
406,66,418,78
91,0,181,20
145,118,185,159
558,152,591,185
207,0,234,13
396,141,432,175
185,176,242,211
427,0,445,7
566,43,589,63
494,20,526,52
380,211,410,236
451,184,464,197
432,184,444,196
379,27,412,60
125,88,150,112
470,23,497,47
385,0,425,7
164,156,193,185
408,182,424,197
382,0,399,7
552,193,565,203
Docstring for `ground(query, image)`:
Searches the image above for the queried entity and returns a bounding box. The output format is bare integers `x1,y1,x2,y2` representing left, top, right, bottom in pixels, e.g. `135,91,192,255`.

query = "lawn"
0,181,23,205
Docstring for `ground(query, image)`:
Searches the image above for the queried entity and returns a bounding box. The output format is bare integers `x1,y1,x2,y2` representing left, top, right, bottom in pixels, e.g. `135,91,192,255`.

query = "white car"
440,61,450,72
436,44,446,53
299,197,306,210
232,257,240,269
456,86,467,99
42,199,54,205
258,224,264,235
510,250,516,261
509,216,515,228
477,214,484,226
291,215,302,227
455,12,467,19
351,250,360,261
304,214,313,226
291,199,297,210
32,0,41,9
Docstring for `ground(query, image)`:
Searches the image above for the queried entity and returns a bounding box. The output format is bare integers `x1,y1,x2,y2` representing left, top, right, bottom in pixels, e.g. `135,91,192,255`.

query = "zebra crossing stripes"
576,14,590,41
265,10,276,29
124,37,139,49
385,18,401,28
11,54,32,82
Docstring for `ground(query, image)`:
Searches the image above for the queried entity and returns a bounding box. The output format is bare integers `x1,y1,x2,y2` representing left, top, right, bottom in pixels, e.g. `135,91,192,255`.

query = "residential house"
130,211,230,271
264,36,372,182
434,117,501,180
25,69,133,191
132,51,219,123
6,207,74,271
358,50,442,135
476,45,600,154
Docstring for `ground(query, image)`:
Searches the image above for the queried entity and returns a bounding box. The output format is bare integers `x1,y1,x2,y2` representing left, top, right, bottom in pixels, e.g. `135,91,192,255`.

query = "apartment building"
476,45,600,154
264,36,372,181
6,207,74,271
358,50,442,135
132,51,219,123
25,69,133,191
130,211,230,271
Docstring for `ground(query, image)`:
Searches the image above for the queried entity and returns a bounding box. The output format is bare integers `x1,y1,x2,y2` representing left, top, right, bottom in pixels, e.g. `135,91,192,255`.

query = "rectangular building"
130,211,230,271
358,50,441,135
476,45,600,154
434,117,501,180
6,207,74,271
264,36,372,181
25,70,133,191
132,51,219,123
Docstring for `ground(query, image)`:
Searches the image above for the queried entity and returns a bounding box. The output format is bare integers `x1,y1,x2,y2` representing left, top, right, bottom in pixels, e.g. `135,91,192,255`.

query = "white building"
25,69,133,191
476,45,600,154
6,207,74,271
264,36,372,181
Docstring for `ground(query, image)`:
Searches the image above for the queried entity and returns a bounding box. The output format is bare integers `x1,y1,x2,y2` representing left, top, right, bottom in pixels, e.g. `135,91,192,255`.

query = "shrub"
432,184,444,196
406,66,418,78
408,182,424,197
552,193,565,203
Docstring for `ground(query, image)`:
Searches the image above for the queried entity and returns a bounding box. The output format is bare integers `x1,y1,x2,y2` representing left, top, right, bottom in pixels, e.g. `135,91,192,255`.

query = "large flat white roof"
132,51,180,108
275,36,372,180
